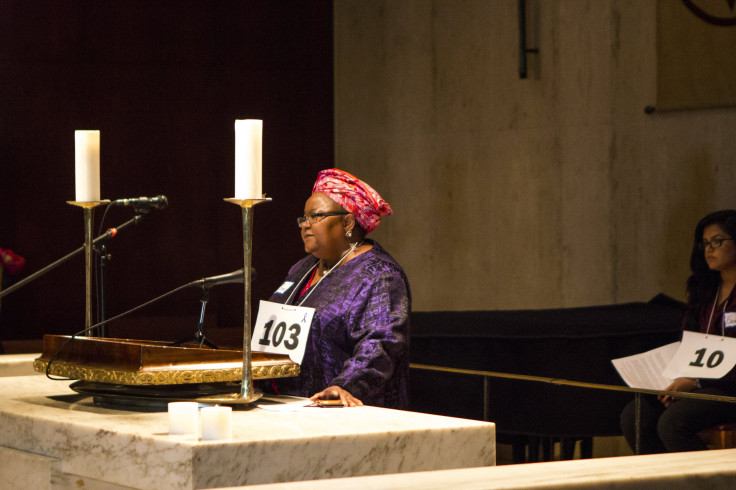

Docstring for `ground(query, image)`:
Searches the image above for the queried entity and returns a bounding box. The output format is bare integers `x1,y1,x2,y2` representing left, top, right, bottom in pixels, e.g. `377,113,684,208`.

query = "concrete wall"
334,0,736,311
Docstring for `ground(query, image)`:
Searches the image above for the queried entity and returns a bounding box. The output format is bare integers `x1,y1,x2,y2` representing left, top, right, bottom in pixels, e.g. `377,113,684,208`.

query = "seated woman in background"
265,168,411,409
620,209,736,453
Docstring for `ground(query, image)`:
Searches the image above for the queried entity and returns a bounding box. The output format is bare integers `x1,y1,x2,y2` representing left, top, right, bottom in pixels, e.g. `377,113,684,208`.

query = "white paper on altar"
662,330,736,380
256,395,311,412
611,342,680,390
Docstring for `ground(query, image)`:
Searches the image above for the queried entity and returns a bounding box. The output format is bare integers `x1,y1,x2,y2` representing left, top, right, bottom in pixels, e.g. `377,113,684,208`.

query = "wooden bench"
700,423,736,449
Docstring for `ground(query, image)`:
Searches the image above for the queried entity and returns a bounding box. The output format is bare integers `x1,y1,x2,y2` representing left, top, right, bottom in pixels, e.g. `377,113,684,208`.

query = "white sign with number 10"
662,331,736,380
251,300,314,365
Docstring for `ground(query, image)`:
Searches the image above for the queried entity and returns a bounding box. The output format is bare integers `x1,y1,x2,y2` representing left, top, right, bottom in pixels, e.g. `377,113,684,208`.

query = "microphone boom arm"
0,214,146,299
45,267,250,377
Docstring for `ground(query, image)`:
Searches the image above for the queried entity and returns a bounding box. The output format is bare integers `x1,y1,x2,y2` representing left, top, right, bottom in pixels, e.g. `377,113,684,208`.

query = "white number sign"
251,300,314,364
662,331,736,380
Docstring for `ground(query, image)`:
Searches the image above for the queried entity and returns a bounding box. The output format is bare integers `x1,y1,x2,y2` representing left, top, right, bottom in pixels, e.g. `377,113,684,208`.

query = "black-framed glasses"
297,212,348,228
699,237,734,251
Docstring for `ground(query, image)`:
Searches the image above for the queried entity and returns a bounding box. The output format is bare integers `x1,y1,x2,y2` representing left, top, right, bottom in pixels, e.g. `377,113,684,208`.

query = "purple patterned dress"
266,240,411,409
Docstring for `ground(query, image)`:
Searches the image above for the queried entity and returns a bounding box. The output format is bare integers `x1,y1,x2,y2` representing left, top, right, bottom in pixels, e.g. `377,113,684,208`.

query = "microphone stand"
94,211,149,336
0,214,147,300
96,240,111,337
170,286,219,349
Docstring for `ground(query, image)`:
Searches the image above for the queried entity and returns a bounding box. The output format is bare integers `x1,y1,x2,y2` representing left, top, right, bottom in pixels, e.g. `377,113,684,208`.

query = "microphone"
111,195,169,211
187,268,256,288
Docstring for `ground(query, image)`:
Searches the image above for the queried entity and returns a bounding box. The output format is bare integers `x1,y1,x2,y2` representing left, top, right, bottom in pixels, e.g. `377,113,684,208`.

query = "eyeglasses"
699,237,734,251
297,212,348,228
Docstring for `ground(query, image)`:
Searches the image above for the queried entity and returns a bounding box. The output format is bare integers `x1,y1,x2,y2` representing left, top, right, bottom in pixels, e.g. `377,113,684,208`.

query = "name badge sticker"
274,281,295,295
724,312,736,329
251,300,314,364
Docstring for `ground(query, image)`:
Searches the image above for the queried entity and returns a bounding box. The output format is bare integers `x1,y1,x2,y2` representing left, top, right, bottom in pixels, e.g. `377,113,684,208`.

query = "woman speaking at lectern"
264,169,411,409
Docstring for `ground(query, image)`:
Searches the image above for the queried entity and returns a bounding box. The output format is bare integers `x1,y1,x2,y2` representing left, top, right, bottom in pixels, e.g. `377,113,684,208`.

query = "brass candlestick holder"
67,200,110,336
198,196,271,405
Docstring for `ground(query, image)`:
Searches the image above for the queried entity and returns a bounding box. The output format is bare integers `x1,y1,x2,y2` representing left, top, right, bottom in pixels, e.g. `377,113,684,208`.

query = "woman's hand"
658,377,698,408
310,385,364,407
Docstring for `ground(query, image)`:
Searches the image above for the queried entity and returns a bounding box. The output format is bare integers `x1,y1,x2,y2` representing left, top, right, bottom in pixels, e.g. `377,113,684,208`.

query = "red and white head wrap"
312,168,392,234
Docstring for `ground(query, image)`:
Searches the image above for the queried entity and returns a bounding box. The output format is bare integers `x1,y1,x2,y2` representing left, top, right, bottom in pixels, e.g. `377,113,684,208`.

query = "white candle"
74,130,101,201
168,402,199,435
200,405,232,440
234,119,262,199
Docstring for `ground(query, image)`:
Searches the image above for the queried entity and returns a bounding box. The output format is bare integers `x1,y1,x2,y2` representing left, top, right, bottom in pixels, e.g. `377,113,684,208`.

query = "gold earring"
346,230,352,238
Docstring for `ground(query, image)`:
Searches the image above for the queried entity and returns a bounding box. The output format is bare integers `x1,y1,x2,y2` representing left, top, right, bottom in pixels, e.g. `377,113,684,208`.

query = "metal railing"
410,363,736,455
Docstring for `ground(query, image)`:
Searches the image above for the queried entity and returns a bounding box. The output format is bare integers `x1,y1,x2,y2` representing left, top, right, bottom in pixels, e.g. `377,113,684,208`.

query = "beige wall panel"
558,125,614,307
335,0,736,311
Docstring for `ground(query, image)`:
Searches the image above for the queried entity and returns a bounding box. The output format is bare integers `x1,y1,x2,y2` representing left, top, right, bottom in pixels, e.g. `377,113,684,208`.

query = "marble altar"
0,375,495,489
243,448,736,489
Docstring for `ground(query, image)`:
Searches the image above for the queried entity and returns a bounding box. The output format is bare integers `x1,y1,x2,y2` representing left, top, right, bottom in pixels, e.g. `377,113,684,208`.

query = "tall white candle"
74,130,101,201
168,402,199,435
200,405,232,440
234,119,262,199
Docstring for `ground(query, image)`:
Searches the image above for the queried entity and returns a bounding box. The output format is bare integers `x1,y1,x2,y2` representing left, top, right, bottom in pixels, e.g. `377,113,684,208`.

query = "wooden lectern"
33,335,299,406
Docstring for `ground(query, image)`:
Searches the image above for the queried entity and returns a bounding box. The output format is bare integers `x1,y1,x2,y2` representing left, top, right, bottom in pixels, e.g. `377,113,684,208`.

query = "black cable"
97,201,113,238
45,281,195,381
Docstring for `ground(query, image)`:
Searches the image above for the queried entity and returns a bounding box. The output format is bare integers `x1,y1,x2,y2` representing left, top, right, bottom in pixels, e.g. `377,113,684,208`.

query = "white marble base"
242,448,736,489
0,446,136,490
0,353,43,377
0,446,60,489
0,376,495,489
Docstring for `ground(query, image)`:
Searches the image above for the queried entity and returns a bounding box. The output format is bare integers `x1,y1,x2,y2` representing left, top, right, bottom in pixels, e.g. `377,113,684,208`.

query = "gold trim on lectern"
33,359,299,385
33,335,299,386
